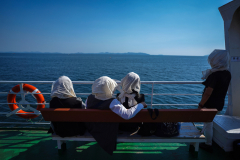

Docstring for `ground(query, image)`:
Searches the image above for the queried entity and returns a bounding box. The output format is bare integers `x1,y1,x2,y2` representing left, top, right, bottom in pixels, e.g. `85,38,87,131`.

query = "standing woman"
117,72,145,132
198,50,231,152
48,76,86,137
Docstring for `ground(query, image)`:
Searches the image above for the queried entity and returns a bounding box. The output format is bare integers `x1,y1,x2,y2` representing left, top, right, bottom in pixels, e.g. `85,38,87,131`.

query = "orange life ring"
7,84,45,119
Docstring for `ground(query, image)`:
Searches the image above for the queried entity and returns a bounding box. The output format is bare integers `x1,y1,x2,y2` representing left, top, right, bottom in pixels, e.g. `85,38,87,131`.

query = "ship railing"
0,81,229,125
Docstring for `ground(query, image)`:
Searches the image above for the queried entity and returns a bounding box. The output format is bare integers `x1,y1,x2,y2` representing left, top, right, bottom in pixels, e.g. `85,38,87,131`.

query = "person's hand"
198,103,204,109
140,102,147,108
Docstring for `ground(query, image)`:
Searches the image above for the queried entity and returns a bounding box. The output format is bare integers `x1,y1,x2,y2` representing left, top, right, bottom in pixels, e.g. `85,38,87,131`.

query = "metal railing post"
19,83,25,102
151,83,154,108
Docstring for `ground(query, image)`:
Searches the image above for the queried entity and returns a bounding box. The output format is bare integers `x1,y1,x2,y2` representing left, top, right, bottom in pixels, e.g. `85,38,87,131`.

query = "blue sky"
0,0,232,55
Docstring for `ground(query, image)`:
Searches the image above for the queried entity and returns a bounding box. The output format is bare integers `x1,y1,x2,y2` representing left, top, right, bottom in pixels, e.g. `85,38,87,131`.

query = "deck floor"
0,129,235,160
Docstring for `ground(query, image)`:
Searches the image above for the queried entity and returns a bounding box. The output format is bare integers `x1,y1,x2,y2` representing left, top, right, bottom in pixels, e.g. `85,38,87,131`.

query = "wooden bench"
40,108,218,153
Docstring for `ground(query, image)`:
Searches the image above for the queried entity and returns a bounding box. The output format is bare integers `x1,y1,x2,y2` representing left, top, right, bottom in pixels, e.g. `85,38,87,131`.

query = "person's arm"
198,87,213,109
109,99,147,120
76,97,86,109
81,101,86,109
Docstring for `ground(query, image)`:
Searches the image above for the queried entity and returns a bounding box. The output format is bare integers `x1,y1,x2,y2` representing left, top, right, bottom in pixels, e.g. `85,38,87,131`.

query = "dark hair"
132,89,139,96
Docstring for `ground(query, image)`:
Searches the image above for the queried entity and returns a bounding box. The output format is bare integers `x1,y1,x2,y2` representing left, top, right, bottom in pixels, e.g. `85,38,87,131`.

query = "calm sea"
0,53,227,127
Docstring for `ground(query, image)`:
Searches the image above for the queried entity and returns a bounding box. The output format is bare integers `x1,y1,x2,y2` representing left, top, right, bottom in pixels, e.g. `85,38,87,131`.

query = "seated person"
117,72,145,132
85,76,147,155
48,76,86,137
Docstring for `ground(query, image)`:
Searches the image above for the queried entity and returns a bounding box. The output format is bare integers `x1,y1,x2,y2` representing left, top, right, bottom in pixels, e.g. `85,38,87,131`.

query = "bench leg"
57,140,62,149
189,142,199,152
57,140,67,154
189,142,199,158
194,142,199,152
57,140,66,150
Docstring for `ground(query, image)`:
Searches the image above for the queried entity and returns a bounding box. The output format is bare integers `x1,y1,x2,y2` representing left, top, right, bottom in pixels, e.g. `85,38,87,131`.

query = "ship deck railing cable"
0,81,230,125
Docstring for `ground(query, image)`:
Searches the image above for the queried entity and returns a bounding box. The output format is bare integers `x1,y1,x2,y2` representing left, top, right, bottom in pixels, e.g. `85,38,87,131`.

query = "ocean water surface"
0,53,227,127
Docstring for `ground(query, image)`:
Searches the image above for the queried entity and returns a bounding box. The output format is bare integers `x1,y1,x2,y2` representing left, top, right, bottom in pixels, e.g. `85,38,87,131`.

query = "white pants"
201,111,220,146
201,122,213,145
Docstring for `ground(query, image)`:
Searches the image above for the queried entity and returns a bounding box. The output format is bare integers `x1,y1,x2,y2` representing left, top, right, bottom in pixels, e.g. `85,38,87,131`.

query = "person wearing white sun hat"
85,76,147,155
116,72,145,132
198,49,231,152
48,76,86,137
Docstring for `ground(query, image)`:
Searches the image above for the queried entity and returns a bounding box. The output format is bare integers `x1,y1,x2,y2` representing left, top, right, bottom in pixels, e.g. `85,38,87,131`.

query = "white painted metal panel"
213,115,240,152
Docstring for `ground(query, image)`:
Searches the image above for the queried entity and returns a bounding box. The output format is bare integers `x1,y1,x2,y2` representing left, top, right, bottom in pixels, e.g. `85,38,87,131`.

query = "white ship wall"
219,0,240,116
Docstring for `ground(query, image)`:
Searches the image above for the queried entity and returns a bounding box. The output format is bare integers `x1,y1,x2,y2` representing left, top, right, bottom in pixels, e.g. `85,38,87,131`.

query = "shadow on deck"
0,129,235,160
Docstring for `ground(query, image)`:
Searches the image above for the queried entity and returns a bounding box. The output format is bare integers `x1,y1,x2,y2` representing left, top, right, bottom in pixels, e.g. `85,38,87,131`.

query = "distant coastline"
0,52,149,55
0,52,207,56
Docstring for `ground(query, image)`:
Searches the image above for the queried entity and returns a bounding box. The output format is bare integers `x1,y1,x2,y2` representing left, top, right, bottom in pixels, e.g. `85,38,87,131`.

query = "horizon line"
0,51,208,56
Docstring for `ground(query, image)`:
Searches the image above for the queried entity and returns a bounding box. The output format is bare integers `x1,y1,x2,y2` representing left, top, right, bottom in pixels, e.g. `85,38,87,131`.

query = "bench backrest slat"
40,108,218,122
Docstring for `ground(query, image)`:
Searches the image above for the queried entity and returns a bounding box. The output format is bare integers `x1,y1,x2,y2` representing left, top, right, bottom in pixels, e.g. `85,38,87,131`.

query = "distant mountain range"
0,52,149,55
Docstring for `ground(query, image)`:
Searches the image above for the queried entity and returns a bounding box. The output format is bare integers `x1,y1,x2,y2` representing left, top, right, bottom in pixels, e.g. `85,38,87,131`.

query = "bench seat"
52,122,205,152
